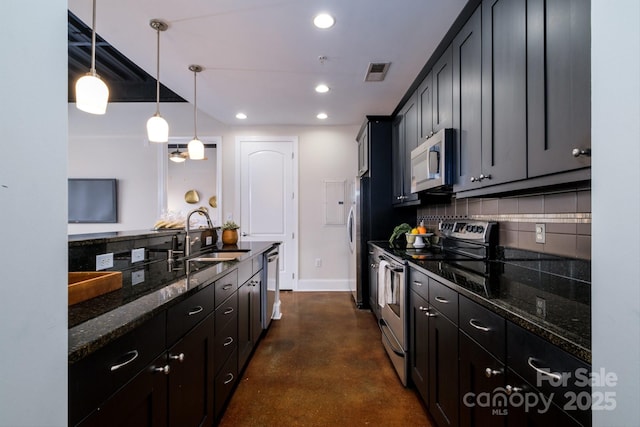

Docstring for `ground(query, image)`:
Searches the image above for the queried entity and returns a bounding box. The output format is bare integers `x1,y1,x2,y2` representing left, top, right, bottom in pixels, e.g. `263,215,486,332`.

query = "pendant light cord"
155,26,161,114
90,0,97,74
193,70,198,139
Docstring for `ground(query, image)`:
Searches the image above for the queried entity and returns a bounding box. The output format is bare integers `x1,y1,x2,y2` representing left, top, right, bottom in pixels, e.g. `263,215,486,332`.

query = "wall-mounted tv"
68,178,118,223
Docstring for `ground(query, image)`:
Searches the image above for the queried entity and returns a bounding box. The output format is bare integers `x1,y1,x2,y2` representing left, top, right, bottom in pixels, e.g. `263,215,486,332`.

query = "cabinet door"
391,115,405,204
167,314,215,427
250,274,262,345
368,253,379,319
358,125,369,176
418,71,434,139
433,45,453,132
459,332,506,427
481,0,527,186
401,93,419,203
528,0,591,177
409,290,429,405
237,282,252,369
77,353,168,427
429,309,459,427
453,6,483,192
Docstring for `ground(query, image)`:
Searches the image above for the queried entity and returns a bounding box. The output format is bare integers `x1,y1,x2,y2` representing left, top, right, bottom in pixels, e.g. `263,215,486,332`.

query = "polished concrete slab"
219,291,434,426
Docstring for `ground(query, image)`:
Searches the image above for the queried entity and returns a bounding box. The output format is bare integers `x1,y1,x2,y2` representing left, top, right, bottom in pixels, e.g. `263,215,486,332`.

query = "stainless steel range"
378,220,498,386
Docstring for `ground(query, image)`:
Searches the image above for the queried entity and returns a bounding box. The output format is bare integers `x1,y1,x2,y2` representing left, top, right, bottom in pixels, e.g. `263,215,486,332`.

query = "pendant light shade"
187,65,205,160
169,148,187,163
75,0,109,115
147,19,169,143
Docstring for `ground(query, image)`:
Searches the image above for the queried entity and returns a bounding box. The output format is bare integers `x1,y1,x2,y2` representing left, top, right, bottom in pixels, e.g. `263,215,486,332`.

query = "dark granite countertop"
69,228,185,245
370,241,591,364
68,240,278,363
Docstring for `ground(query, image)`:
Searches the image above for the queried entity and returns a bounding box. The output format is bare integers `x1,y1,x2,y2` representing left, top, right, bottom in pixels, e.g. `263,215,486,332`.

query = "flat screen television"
68,178,118,223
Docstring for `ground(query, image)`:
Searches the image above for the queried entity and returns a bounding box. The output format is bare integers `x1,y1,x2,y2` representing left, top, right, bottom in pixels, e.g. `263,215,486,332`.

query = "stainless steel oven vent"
365,62,391,82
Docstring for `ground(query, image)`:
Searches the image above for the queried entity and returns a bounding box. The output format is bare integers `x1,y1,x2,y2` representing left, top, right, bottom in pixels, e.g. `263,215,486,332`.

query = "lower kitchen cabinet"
167,314,215,427
368,250,380,320
459,332,506,427
77,353,168,427
238,272,262,370
409,289,429,404
428,308,459,427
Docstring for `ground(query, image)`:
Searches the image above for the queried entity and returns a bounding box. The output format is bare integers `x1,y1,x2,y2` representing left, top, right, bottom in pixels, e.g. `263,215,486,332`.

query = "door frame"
234,135,299,290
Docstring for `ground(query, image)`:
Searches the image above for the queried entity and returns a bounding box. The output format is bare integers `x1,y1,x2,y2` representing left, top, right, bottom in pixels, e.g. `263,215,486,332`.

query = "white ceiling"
68,0,468,126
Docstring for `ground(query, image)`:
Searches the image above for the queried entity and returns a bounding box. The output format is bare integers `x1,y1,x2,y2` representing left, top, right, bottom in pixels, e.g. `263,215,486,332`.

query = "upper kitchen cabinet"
481,0,528,186
418,45,453,140
357,116,393,180
392,92,420,205
357,124,369,176
452,6,483,193
527,0,591,177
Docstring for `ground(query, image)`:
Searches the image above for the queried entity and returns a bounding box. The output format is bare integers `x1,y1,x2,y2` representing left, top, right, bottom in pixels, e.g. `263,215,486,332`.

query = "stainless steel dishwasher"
263,246,281,329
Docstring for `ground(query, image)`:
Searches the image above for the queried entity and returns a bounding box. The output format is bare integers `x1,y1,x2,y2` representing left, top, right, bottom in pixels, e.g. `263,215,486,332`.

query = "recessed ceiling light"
315,84,330,93
317,113,328,120
313,13,335,29
235,112,247,120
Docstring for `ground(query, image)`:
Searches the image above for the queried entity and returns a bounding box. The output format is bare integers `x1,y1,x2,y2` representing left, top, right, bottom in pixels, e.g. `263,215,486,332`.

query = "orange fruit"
417,225,427,234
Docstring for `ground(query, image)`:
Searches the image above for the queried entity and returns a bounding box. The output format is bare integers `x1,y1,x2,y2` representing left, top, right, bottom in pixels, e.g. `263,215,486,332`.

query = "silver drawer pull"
469,318,490,332
505,385,522,395
169,353,185,363
419,306,429,312
527,357,562,381
223,373,234,385
223,307,234,315
188,306,204,316
110,350,139,372
223,336,234,346
222,284,233,290
152,364,170,375
435,296,449,304
485,368,502,378
413,281,423,287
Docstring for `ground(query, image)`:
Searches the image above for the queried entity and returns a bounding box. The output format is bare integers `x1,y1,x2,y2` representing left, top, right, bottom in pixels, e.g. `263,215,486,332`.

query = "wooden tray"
68,271,123,305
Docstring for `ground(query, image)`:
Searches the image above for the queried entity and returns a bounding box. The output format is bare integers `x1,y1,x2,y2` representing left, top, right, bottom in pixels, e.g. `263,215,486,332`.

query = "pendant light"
147,19,169,143
169,147,186,163
187,65,205,160
75,0,109,114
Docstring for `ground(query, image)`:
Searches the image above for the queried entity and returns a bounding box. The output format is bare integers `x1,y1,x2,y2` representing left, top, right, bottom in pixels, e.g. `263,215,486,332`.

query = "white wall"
68,102,228,234
0,1,68,425
591,0,640,425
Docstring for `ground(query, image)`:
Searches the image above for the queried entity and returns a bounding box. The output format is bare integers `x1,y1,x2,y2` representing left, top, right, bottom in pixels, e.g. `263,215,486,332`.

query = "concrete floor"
219,291,434,426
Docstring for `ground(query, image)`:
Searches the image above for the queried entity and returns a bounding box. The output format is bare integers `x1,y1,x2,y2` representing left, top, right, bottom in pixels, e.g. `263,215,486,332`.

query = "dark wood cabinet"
418,71,433,140
481,0,528,186
368,250,380,319
357,124,369,176
432,45,453,133
527,0,591,177
392,92,420,205
428,308,459,427
167,314,215,427
238,272,262,370
409,289,430,405
452,5,483,193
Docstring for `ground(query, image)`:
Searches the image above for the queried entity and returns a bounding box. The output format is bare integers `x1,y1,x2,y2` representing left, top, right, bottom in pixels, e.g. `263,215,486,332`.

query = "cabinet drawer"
409,267,429,301
214,348,238,419
215,292,238,335
429,277,458,324
69,313,167,426
215,316,238,374
459,295,505,361
238,261,253,285
507,321,591,426
167,283,216,345
215,270,238,308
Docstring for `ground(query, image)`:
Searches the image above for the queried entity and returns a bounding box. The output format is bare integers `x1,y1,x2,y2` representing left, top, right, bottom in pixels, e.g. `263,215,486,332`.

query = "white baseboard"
296,279,350,292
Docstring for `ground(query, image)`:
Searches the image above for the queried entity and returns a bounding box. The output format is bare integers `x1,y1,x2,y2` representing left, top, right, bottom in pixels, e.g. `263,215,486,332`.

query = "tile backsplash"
417,189,591,260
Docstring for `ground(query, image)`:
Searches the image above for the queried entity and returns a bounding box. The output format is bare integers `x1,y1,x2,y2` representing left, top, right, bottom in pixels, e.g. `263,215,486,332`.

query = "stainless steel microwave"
410,128,454,193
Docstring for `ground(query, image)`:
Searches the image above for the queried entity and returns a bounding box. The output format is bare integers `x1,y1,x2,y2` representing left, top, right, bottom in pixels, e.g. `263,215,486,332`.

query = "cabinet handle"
223,373,235,385
419,306,429,311
527,357,562,381
223,307,234,315
371,263,378,269
413,281,423,287
223,336,234,347
469,318,490,332
572,148,591,157
470,176,477,182
188,306,204,316
485,368,502,378
169,353,185,363
505,385,522,395
110,350,139,372
434,296,449,304
222,284,233,290
152,364,170,375
479,173,491,181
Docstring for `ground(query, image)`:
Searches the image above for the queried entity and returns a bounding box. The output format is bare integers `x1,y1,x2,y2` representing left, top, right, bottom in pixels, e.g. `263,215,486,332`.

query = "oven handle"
378,319,405,357
379,256,405,272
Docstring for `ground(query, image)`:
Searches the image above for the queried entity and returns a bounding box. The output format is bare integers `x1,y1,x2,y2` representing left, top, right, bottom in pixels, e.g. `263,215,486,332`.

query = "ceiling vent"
364,62,391,82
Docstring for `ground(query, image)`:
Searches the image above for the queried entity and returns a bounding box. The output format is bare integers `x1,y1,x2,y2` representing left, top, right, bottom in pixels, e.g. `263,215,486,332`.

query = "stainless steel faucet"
185,208,214,257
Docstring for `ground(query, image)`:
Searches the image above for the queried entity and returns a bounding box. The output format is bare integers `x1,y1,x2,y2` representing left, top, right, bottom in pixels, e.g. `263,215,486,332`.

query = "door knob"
241,232,248,236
